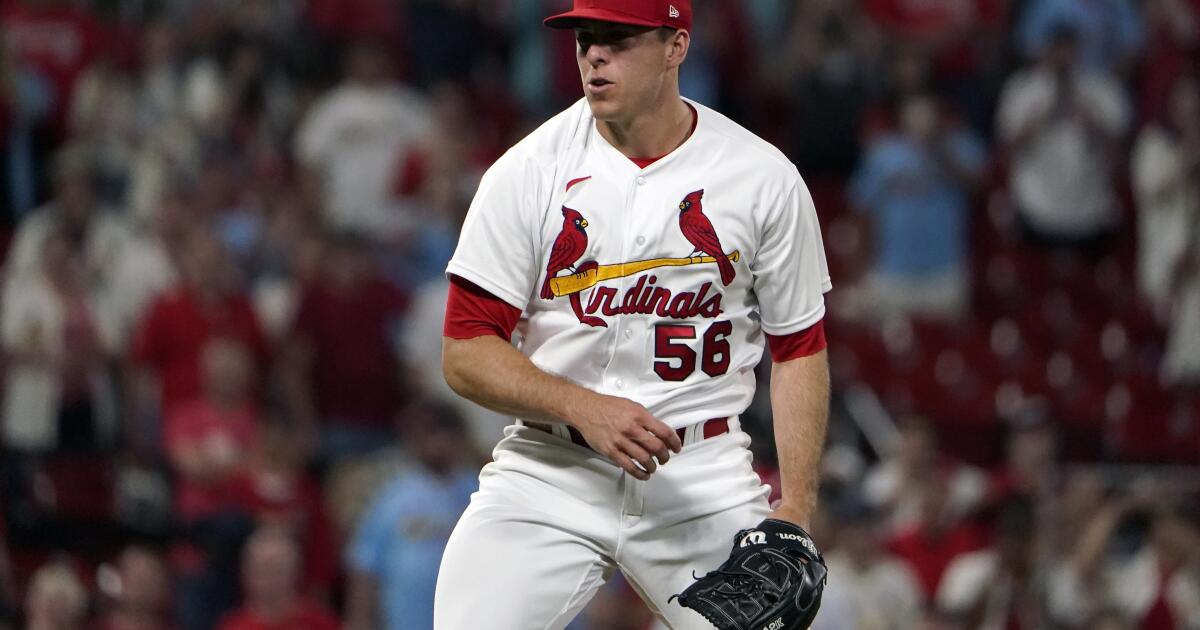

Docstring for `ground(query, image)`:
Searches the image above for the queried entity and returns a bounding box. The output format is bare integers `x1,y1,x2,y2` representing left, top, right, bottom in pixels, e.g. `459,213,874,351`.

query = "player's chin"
585,96,623,121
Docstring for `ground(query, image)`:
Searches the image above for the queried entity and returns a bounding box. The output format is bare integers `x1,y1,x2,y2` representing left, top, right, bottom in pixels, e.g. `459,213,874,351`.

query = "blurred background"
0,0,1197,628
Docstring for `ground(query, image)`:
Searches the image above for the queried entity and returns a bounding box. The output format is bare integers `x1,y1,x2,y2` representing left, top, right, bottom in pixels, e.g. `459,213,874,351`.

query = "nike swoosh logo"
566,176,592,192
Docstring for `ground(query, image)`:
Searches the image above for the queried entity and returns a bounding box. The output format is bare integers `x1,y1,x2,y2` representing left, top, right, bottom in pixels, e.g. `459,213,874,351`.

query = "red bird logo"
677,190,736,286
541,206,590,300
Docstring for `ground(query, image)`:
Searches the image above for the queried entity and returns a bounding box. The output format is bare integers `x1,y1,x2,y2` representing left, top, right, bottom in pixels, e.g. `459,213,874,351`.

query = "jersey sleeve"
443,275,523,341
445,149,546,311
751,179,832,336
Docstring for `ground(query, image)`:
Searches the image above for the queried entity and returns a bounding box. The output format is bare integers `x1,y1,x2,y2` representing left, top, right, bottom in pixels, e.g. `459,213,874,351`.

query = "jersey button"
615,379,625,389
624,329,633,339
636,236,646,246
636,176,646,186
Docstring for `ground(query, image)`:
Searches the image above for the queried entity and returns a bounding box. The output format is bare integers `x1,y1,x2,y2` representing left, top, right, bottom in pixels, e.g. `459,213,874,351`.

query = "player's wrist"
552,387,603,429
767,502,814,531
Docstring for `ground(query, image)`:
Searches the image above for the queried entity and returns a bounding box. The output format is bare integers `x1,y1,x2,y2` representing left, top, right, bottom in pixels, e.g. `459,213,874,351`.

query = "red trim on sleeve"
444,275,522,341
765,320,827,362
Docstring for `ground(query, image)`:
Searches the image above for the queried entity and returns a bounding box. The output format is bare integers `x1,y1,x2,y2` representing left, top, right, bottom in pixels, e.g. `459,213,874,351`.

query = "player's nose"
583,43,609,66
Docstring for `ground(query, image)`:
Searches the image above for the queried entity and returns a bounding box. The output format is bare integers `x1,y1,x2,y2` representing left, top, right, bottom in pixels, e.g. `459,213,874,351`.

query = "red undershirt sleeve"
444,274,523,341
764,319,827,363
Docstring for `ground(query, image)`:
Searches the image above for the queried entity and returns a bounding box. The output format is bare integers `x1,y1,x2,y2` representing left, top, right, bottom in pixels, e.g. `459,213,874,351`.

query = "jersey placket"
595,150,649,398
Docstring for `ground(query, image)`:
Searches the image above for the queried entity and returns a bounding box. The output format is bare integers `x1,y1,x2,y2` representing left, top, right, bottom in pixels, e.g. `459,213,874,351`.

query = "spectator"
850,93,987,320
216,527,338,630
936,495,1048,629
779,0,878,175
231,417,337,598
133,226,267,424
165,337,258,524
1048,494,1200,628
68,59,137,206
24,562,87,630
887,474,988,601
5,144,132,301
165,337,259,630
384,81,489,290
989,416,1059,502
863,417,988,533
294,40,431,239
0,0,106,134
2,227,114,454
864,0,1009,133
997,23,1129,252
280,230,408,461
402,274,508,453
1015,0,1143,73
1132,74,1200,387
343,401,478,630
92,546,174,630
103,187,187,353
1,23,55,220
811,497,923,630
1133,74,1200,315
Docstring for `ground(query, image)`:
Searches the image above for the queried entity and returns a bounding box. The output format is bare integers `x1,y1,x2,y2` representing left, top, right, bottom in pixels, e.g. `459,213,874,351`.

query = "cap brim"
543,8,665,29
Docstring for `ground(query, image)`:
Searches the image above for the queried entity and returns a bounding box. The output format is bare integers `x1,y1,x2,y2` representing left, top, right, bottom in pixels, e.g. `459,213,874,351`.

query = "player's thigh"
625,496,769,629
434,500,614,630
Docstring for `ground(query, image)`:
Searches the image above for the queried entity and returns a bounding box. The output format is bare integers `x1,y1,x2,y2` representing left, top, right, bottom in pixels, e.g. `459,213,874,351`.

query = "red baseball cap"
544,0,691,32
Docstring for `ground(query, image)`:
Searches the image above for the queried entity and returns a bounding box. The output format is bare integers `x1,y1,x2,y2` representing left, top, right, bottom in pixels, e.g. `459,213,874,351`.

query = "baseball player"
437,1,831,628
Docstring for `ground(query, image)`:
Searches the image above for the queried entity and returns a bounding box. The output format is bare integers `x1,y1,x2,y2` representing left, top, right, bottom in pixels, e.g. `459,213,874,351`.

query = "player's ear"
664,28,689,69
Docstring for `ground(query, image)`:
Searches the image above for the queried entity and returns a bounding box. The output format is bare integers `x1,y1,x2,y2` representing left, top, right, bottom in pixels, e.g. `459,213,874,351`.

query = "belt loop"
727,416,740,433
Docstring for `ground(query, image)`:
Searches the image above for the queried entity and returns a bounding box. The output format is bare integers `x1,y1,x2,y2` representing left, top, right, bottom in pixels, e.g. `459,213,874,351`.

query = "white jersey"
447,98,831,429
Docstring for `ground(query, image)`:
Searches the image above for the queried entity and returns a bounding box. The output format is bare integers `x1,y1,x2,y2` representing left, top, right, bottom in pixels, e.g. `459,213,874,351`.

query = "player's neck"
596,95,694,160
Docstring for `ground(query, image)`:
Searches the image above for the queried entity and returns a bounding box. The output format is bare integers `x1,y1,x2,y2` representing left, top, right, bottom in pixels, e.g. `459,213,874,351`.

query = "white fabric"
936,550,1020,630
1163,278,1200,385
0,273,114,451
295,83,431,237
434,424,770,629
446,98,831,429
1132,126,1198,311
4,205,132,355
100,233,177,349
1130,125,1200,384
997,67,1129,238
1047,548,1200,627
811,553,923,630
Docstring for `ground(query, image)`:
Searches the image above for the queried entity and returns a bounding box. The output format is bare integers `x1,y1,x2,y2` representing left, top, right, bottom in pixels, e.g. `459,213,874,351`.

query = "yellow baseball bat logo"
550,251,740,297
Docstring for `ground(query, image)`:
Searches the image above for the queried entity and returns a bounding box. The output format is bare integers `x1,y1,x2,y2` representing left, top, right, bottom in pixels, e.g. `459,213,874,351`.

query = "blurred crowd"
0,0,1197,629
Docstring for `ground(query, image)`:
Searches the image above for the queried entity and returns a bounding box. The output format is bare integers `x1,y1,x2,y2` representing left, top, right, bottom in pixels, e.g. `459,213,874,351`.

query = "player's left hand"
671,519,827,630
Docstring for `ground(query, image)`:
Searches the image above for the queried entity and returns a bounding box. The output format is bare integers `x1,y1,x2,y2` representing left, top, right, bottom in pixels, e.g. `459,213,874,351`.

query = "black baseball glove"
670,518,827,630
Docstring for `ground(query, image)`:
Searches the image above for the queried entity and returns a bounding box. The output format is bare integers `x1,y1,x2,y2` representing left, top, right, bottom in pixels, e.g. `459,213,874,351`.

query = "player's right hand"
567,394,683,480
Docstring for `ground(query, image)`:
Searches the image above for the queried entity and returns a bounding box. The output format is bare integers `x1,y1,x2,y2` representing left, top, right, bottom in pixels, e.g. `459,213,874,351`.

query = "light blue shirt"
850,131,986,277
348,467,478,630
1016,0,1143,70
